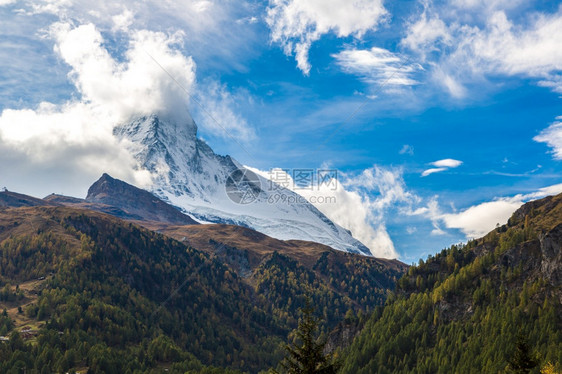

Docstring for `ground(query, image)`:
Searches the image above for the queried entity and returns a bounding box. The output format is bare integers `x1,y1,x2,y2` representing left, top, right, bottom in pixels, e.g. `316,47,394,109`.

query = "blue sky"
0,0,561,261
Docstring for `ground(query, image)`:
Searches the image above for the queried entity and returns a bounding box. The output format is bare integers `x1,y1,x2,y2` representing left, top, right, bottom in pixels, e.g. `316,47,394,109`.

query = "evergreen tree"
508,332,539,374
276,301,341,374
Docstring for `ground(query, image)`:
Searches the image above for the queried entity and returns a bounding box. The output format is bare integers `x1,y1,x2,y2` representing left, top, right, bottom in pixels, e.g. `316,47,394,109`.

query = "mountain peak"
114,114,197,146
114,114,373,256
87,173,198,225
87,173,118,201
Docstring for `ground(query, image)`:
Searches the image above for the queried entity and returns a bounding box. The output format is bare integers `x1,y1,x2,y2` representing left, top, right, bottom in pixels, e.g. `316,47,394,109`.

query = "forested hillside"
0,205,404,373
6,190,560,373
341,194,562,373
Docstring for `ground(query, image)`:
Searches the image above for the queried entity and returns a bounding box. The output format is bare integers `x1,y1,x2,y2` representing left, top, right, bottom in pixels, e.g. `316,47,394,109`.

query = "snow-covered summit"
114,114,372,256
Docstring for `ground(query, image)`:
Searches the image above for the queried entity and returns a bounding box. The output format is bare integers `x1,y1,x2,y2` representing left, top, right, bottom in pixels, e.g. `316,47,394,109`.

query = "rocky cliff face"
509,193,562,287
324,319,364,355
539,223,562,286
86,173,198,225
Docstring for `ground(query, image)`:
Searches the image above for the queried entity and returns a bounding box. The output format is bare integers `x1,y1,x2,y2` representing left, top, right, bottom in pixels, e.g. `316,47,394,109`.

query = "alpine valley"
0,116,560,374
0,172,405,373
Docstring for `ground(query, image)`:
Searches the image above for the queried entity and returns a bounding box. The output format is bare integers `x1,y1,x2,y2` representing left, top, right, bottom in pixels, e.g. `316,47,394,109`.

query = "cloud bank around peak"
49,22,196,122
248,165,417,259
0,21,205,197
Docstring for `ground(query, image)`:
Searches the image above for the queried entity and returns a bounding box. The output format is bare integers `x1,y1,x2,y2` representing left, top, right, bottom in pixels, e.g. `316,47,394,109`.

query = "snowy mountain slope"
114,114,372,255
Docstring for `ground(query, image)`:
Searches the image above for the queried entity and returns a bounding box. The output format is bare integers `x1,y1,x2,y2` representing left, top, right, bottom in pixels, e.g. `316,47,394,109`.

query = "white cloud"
440,183,562,238
26,0,221,31
441,199,522,238
432,158,463,168
521,183,562,201
236,16,258,25
421,167,447,177
28,0,72,15
111,9,134,32
249,165,416,258
449,0,526,14
12,0,259,75
0,0,17,6
50,22,195,122
412,183,562,239
470,11,562,79
401,5,451,61
0,22,198,197
433,68,467,98
534,117,562,160
403,2,562,95
538,74,562,94
421,158,462,176
0,16,258,197
266,0,387,74
193,81,256,142
333,47,422,87
399,144,414,155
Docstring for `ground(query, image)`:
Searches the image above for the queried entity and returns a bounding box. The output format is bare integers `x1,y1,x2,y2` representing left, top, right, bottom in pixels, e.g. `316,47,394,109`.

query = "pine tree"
508,332,539,374
276,301,341,374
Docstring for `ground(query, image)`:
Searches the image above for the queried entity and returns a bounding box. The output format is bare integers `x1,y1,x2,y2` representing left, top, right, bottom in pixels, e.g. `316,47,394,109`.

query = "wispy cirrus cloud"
399,144,414,155
0,0,260,109
193,80,256,142
266,0,387,74
421,168,447,177
332,47,422,88
534,116,562,160
402,0,562,96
